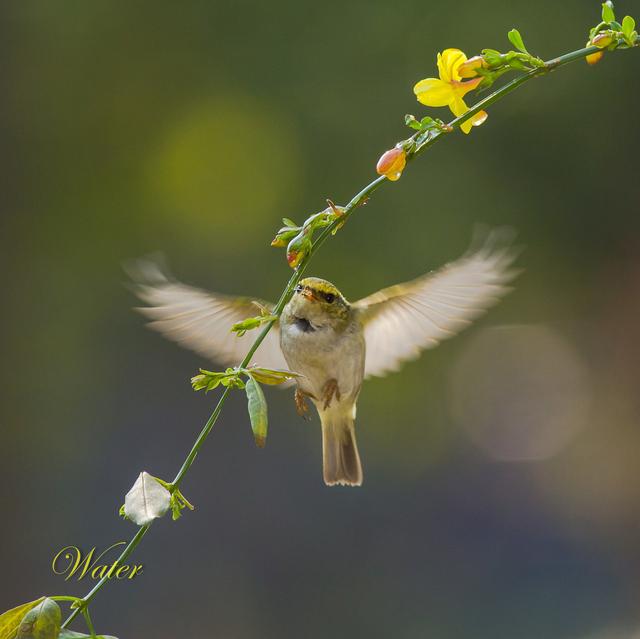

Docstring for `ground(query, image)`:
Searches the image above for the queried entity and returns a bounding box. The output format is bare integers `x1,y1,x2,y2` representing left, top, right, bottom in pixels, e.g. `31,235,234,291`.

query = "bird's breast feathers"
279,313,365,400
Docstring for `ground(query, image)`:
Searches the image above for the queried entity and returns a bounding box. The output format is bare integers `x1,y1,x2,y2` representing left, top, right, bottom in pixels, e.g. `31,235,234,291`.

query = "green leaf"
301,211,334,233
206,378,221,391
481,48,504,67
192,368,246,392
245,375,268,448
0,599,45,639
602,1,615,23
271,226,300,247
507,28,528,53
247,366,303,385
405,114,446,134
220,375,245,389
16,599,61,639
191,369,224,392
231,316,262,336
231,314,277,337
404,114,421,130
508,58,528,71
622,15,636,38
123,471,171,526
59,632,118,639
169,487,195,521
282,218,297,228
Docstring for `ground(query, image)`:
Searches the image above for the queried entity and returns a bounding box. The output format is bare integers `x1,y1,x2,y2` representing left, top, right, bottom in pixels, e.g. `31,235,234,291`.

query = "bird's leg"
322,378,341,410
295,388,314,418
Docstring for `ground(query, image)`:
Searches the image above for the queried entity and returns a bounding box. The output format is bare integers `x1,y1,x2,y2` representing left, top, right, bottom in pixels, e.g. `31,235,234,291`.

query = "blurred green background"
2,1,640,637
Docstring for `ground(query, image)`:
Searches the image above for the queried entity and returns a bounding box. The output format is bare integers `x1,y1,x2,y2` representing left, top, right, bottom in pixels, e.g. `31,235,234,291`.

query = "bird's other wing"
126,257,288,371
353,229,520,379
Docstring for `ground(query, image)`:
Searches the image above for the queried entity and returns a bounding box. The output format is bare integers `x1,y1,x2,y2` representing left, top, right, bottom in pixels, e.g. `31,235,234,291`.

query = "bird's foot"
322,378,341,410
295,388,313,419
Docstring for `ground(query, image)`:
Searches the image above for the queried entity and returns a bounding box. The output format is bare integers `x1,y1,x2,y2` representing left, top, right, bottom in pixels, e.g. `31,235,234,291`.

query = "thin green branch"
81,606,97,638
172,175,386,488
412,42,620,157
61,36,637,631
50,596,82,603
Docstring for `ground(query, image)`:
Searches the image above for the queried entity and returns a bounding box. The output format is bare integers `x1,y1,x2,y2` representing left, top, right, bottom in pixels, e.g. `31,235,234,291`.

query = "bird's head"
290,277,350,324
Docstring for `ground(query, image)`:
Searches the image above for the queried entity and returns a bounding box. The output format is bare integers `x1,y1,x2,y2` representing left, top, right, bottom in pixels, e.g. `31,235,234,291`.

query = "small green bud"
245,376,268,448
286,229,312,268
246,365,303,385
271,226,301,248
507,28,528,54
602,1,616,24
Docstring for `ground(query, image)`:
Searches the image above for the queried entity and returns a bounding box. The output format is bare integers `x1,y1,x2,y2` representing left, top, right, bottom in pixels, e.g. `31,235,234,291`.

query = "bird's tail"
320,408,363,487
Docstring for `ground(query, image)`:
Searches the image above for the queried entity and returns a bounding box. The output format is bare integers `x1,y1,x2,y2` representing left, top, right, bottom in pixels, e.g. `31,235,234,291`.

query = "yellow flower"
413,48,488,134
585,33,613,65
585,48,605,65
457,55,488,79
376,147,407,181
592,32,614,48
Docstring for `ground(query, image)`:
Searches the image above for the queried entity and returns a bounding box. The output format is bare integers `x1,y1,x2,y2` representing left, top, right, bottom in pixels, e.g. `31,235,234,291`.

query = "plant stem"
81,606,97,637
411,43,615,156
172,387,232,487
50,596,82,603
60,37,637,630
171,175,386,489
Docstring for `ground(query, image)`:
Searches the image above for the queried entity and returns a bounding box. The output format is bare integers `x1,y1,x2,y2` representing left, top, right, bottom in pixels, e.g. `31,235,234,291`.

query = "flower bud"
286,230,312,268
585,39,605,65
457,55,487,78
592,32,614,48
376,147,406,181
270,226,301,248
302,211,331,232
585,50,605,65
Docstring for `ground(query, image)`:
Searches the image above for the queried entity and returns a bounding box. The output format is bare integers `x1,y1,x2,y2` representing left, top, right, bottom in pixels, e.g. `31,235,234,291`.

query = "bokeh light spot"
449,325,592,461
147,95,302,243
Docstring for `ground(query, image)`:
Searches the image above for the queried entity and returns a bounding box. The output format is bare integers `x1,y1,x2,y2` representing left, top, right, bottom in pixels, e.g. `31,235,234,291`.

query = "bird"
128,230,518,487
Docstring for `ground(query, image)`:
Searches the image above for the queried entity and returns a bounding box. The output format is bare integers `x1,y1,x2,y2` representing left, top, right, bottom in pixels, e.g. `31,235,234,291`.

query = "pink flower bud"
592,32,614,48
376,147,407,181
457,55,487,78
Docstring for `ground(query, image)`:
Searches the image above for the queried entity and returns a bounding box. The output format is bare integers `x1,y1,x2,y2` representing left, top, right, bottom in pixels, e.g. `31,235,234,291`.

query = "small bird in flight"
130,230,518,487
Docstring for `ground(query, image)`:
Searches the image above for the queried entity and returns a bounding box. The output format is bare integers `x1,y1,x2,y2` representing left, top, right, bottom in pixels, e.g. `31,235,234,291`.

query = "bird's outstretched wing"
354,230,520,379
127,258,288,370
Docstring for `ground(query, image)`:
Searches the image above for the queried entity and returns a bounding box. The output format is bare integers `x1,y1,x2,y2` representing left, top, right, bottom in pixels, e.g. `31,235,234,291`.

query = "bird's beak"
300,289,317,302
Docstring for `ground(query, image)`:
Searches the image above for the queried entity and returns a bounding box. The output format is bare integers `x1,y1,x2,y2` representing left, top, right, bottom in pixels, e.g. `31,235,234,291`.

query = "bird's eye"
324,293,335,303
